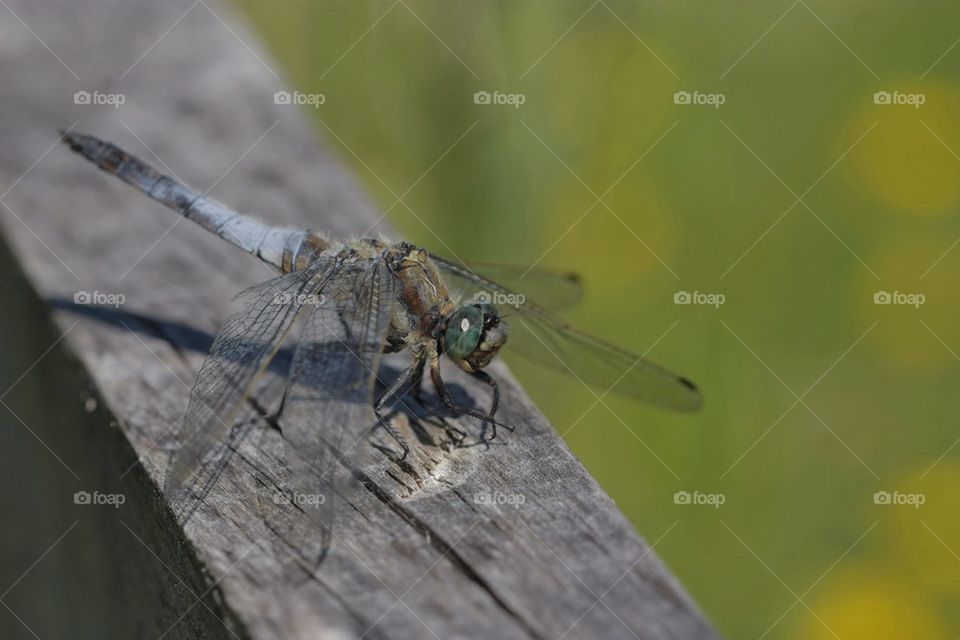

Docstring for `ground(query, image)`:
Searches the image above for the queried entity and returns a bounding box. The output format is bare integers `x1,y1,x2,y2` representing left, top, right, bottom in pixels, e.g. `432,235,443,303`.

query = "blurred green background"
233,1,960,637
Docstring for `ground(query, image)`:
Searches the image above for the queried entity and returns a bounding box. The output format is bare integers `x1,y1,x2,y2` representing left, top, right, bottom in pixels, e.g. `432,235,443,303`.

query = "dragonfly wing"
509,311,702,411
433,255,700,411
433,256,583,311
164,259,333,504
280,257,397,551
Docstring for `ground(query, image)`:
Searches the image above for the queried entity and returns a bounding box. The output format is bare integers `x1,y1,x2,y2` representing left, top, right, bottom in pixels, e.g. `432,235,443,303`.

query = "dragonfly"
62,131,701,537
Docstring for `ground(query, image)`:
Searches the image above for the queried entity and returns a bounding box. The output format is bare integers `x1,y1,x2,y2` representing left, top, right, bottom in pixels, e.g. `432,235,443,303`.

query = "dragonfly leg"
409,357,426,403
271,386,290,431
429,362,513,443
400,358,465,445
373,361,422,460
468,370,512,441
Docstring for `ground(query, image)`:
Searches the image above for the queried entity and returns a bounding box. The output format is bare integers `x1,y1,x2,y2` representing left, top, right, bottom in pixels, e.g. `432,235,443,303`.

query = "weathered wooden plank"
0,1,718,638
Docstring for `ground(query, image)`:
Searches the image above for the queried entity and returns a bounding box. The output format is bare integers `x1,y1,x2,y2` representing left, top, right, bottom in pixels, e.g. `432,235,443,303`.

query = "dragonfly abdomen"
62,131,326,271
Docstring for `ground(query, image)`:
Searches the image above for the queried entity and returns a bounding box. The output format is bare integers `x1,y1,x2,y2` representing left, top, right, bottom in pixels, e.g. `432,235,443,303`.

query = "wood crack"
353,470,549,640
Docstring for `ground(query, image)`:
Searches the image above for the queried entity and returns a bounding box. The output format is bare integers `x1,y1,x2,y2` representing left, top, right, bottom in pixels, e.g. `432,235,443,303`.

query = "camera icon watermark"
273,491,326,507
873,290,925,308
473,290,526,309
74,490,126,508
273,292,326,307
73,90,126,109
673,90,725,108
674,290,725,308
473,490,526,509
673,490,725,508
74,290,126,308
873,490,924,508
873,90,925,108
274,90,326,108
473,90,526,108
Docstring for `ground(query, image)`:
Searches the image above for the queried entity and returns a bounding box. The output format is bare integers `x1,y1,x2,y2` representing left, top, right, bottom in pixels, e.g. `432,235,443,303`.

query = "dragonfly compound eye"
443,304,510,370
443,306,484,361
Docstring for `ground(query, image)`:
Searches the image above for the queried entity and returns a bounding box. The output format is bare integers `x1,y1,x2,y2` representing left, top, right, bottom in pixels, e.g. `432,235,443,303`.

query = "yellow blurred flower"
790,569,946,640
847,82,960,217
545,174,674,288
886,462,960,595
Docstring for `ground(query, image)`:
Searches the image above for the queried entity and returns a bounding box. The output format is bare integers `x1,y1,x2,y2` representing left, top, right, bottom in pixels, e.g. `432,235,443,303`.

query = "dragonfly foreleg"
468,369,513,442
408,358,467,444
429,362,513,443
373,360,423,460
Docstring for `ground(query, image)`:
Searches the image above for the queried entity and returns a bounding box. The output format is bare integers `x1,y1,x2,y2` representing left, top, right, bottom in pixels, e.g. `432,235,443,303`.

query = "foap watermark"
273,292,326,307
73,90,126,108
274,90,326,108
74,290,125,308
873,490,924,508
473,290,525,308
674,490,725,508
874,290,925,308
674,290,725,308
273,491,326,507
473,90,526,108
873,90,925,108
474,490,526,509
74,490,126,508
673,90,725,108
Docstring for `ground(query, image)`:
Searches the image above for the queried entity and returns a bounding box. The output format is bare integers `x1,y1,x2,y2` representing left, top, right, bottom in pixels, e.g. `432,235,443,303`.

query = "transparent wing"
280,257,396,553
164,259,333,503
433,255,701,411
434,258,583,310
508,313,702,411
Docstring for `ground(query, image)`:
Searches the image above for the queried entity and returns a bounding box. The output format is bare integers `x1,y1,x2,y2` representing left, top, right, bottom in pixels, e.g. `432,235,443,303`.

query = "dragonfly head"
442,303,509,371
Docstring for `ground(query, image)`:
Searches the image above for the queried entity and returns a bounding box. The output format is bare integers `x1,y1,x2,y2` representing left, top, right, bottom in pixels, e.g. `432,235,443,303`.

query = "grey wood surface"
0,0,718,638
